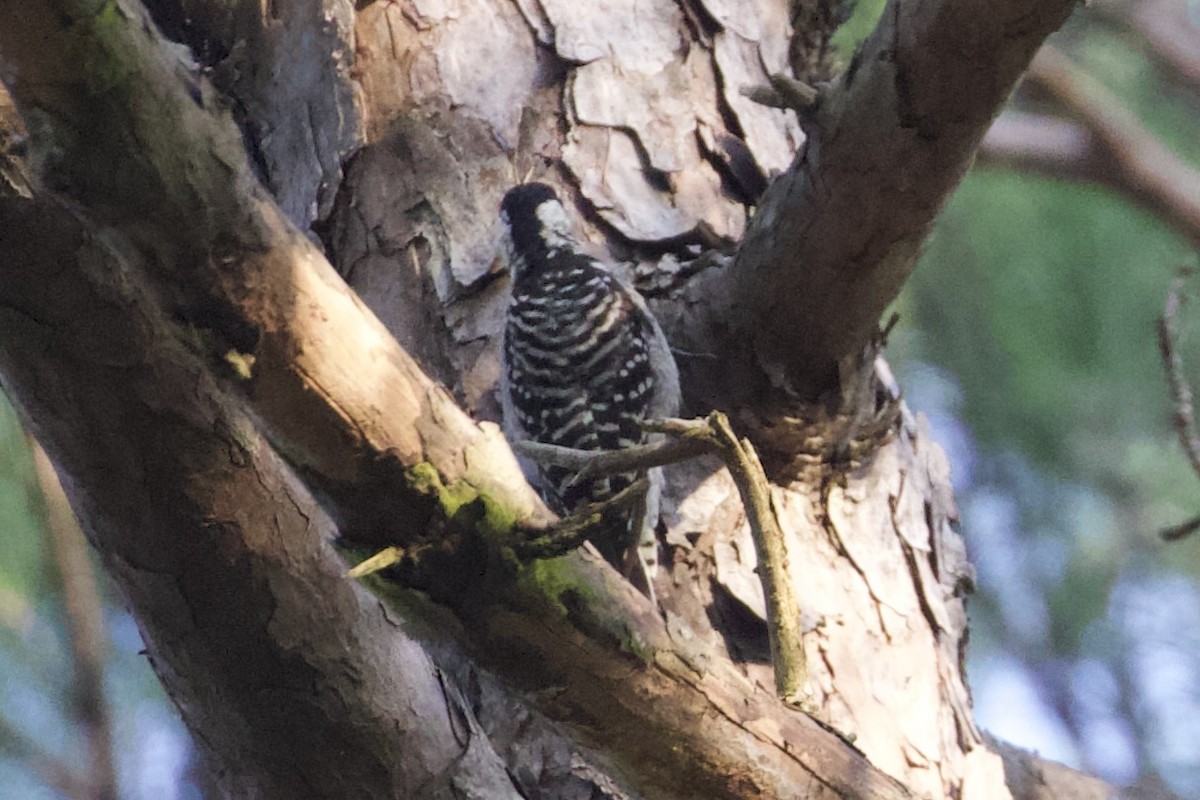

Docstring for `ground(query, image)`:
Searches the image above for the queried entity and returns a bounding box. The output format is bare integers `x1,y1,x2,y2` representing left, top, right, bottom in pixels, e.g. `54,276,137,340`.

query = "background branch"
998,46,1200,250
979,111,1097,181
0,713,90,800
1094,0,1200,92
31,442,117,800
1157,272,1200,540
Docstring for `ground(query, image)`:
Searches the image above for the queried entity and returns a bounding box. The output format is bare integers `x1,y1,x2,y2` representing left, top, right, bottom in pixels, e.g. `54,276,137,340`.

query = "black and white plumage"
498,182,680,579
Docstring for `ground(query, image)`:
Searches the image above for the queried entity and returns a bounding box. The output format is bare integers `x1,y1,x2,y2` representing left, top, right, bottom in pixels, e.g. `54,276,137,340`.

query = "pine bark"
0,1,1131,799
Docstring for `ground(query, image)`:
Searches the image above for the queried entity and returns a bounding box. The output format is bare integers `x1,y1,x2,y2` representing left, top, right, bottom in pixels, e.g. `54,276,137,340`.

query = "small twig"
695,414,810,707
345,479,652,575
346,546,406,579
514,431,714,484
513,478,650,559
1159,272,1200,478
346,540,441,579
1161,512,1200,542
878,311,900,345
519,414,811,705
1158,271,1200,539
740,74,821,116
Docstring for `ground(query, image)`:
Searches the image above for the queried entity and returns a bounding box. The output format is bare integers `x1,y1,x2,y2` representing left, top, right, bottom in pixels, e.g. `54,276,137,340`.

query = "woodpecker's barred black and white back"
498,183,680,572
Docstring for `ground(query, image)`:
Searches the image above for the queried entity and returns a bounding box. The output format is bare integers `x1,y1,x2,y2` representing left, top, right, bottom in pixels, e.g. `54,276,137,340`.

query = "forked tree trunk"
0,1,1129,798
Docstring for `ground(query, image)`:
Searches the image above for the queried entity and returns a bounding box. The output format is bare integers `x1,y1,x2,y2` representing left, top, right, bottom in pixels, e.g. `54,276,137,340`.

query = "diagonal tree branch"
678,0,1076,410
0,191,526,797
979,111,1096,181
0,712,91,799
0,0,549,548
978,101,1200,250
1094,0,1200,93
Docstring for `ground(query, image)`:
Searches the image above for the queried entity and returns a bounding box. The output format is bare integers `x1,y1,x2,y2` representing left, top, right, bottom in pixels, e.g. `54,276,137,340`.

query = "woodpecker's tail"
618,466,663,604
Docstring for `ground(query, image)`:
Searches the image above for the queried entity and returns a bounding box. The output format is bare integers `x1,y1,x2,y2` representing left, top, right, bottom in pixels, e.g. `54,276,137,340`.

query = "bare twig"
520,413,811,705
1158,271,1200,539
740,74,822,117
692,414,810,707
512,478,651,559
513,432,714,482
31,442,117,800
1159,273,1200,477
345,546,407,579
1161,512,1200,542
347,474,658,574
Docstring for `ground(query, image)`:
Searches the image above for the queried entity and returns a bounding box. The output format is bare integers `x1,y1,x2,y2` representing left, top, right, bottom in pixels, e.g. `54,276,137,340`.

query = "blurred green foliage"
830,0,885,56
0,397,47,618
909,171,1189,485
891,12,1200,792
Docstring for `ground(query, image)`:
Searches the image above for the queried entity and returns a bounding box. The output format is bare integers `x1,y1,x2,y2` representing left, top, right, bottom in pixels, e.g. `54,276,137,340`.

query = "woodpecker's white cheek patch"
499,232,521,277
535,200,575,250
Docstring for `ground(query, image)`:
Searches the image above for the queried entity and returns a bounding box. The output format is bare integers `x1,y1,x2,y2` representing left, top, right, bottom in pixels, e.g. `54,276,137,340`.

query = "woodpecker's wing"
502,252,663,512
608,268,680,423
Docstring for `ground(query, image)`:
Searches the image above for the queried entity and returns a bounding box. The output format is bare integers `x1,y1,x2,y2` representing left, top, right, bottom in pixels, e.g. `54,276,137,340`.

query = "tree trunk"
0,0,1132,798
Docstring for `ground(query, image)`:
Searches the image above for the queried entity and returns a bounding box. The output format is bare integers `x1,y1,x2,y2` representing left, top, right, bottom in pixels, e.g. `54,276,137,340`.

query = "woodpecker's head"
499,183,575,276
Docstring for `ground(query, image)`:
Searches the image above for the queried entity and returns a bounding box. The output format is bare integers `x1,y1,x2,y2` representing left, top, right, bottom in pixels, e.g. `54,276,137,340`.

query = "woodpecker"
498,182,680,584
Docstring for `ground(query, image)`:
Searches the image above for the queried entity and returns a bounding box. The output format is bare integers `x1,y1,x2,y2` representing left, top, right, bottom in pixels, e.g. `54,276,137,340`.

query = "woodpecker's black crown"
500,182,572,265
500,181,558,221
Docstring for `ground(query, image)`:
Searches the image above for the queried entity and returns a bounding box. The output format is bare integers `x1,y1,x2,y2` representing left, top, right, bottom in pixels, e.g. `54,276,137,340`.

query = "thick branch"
0,0,549,548
0,191,916,799
697,0,1075,401
0,193,527,797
